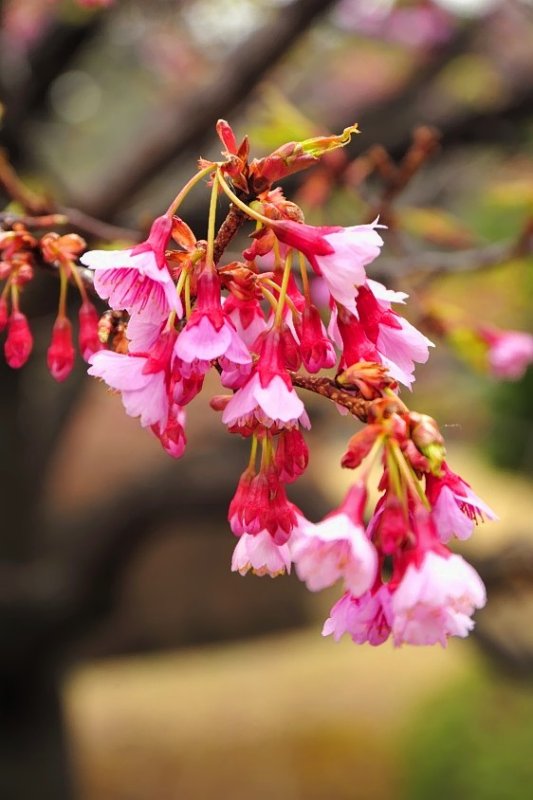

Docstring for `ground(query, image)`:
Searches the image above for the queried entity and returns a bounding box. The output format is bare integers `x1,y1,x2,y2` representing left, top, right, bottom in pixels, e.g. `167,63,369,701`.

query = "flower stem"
166,164,216,218
261,278,299,316
260,285,279,314
58,265,69,318
205,172,220,270
216,170,272,226
274,250,293,327
298,252,310,301
184,273,192,319
68,258,88,303
248,434,258,471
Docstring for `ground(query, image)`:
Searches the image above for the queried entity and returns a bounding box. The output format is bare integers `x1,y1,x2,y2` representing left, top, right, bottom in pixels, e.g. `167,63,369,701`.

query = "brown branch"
373,216,533,284
213,204,247,264
0,151,50,215
290,373,371,422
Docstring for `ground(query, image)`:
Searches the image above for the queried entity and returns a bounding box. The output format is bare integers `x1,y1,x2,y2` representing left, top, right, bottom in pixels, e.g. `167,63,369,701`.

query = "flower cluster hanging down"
3,121,499,647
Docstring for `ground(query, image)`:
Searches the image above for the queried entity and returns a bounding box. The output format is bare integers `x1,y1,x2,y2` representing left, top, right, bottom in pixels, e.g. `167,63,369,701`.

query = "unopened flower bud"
5,311,33,368
341,424,382,469
78,300,102,361
47,317,75,381
336,361,396,399
409,412,445,474
0,298,8,332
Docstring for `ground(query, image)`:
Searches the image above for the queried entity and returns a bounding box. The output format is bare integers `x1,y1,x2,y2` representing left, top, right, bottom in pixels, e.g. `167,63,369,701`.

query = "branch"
373,216,533,284
290,373,371,422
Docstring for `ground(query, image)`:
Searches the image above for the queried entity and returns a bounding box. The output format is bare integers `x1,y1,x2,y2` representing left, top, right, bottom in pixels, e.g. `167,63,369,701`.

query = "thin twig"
290,373,371,422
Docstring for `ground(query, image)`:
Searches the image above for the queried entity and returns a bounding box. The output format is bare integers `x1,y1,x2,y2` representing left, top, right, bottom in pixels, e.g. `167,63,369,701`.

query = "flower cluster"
0,227,101,378
2,121,502,649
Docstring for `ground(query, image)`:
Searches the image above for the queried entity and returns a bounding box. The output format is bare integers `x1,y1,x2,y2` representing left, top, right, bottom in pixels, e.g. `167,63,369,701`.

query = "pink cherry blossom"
322,586,393,646
272,218,384,314
231,530,292,577
481,327,533,380
426,463,497,543
334,281,433,388
291,484,377,595
175,271,251,384
223,294,267,348
222,330,309,430
88,331,175,428
81,215,181,319
391,551,486,647
151,403,186,458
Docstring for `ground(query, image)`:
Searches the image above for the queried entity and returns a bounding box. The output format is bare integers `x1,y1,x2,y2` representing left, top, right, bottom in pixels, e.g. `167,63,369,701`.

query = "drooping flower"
299,303,337,373
151,403,187,459
81,215,181,318
228,466,297,544
272,218,384,313
426,463,496,543
334,281,433,388
222,329,309,430
322,585,393,646
291,484,377,595
223,293,267,349
175,270,251,386
231,530,292,577
274,429,309,483
391,550,486,647
88,330,175,429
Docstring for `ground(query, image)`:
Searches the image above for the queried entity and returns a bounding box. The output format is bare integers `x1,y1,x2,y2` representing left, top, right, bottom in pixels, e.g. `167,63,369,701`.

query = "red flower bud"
0,298,8,332
47,317,75,381
275,429,309,483
341,424,382,469
5,311,33,368
78,300,102,360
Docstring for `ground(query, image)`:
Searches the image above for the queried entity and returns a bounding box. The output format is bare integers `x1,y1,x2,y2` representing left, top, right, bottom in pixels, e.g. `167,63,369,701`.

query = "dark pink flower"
78,300,102,361
299,304,336,373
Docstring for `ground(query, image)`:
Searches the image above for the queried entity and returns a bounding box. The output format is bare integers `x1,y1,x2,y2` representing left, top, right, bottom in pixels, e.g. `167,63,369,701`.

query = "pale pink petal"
253,375,305,423
231,531,291,577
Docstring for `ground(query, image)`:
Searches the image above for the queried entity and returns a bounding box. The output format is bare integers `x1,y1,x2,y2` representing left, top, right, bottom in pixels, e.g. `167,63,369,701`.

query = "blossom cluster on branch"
4,120,530,648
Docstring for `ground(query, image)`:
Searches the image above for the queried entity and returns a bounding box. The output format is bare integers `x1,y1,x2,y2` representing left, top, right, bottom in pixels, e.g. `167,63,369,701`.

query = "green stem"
205,173,220,270
217,170,272,226
298,252,310,301
274,250,293,327
166,164,216,217
58,265,69,318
